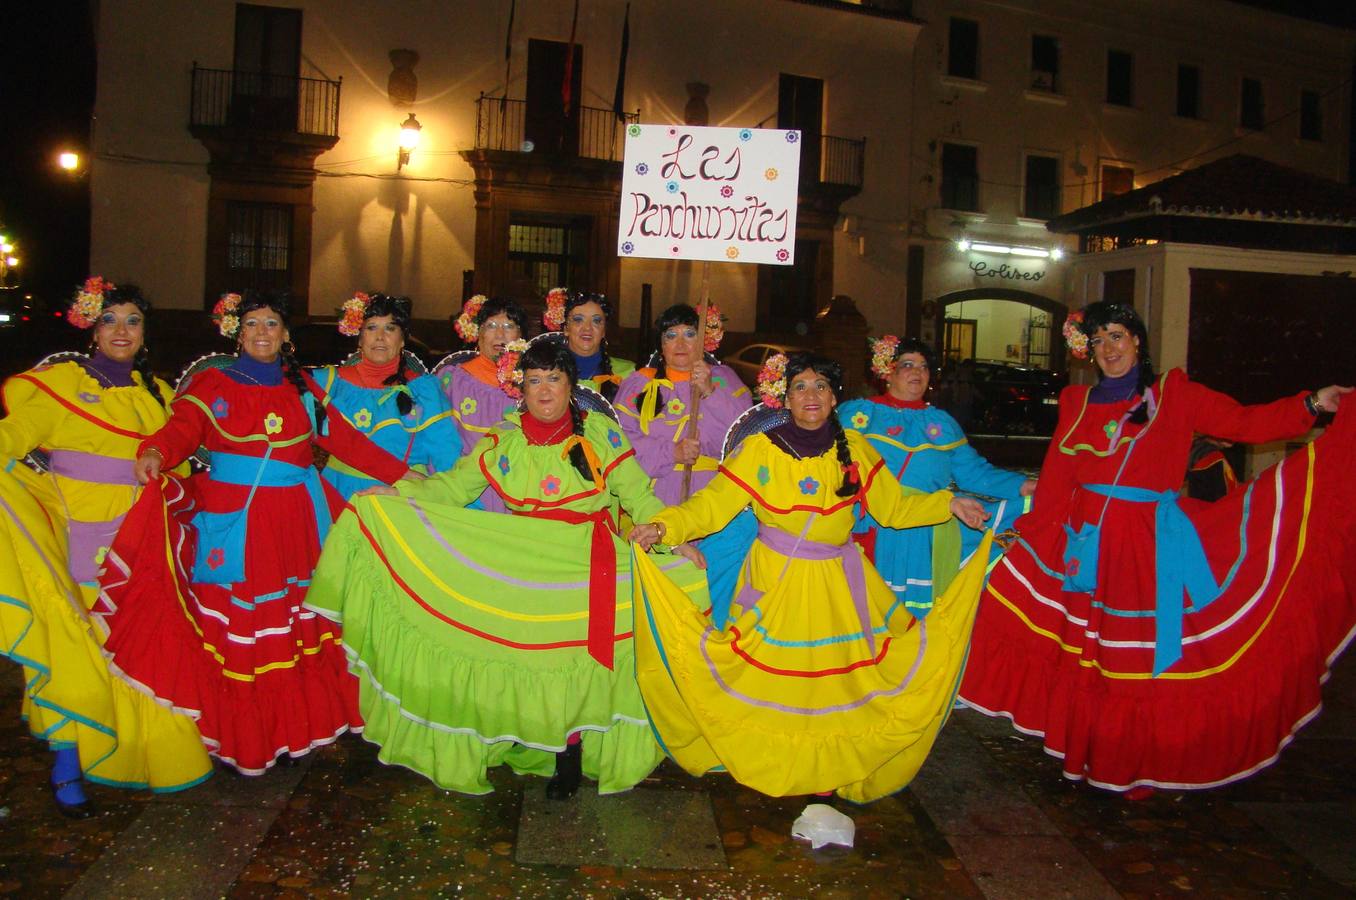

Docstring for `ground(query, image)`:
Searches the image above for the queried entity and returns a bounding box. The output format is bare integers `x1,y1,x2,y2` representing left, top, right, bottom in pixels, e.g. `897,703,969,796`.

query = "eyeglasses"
895,360,928,370
482,320,521,332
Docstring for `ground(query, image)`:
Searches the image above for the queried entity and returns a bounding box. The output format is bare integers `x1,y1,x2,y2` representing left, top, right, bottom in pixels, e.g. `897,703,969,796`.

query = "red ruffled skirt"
960,406,1356,790
95,473,361,774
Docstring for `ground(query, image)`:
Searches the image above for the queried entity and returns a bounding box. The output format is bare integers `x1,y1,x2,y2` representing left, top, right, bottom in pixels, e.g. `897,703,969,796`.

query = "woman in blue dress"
313,292,460,499
838,337,1036,617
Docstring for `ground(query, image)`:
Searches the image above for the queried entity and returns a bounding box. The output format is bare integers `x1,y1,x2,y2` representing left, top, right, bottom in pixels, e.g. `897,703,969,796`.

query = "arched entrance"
931,288,1068,374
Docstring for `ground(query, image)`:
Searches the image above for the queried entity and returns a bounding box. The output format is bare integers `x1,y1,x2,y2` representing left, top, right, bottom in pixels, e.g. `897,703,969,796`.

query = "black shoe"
546,743,582,800
51,779,94,820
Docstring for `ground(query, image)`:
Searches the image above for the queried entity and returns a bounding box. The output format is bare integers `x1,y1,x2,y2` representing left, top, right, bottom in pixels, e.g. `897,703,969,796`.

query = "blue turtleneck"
1089,363,1141,404
81,351,136,388
225,354,284,386
574,351,603,381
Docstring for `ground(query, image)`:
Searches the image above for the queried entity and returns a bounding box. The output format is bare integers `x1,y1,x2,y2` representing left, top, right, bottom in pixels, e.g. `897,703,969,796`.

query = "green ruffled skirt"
306,494,707,794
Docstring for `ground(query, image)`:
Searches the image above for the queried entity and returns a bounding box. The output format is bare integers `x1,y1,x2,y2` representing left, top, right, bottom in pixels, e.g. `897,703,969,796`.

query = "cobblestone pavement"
0,653,1351,899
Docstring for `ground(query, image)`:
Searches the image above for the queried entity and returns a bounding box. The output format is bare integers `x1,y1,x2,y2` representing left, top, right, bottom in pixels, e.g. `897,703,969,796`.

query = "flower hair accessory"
756,352,789,408
1062,310,1088,360
212,292,243,339
338,291,371,336
702,303,725,353
495,338,531,398
542,287,569,331
69,276,115,329
869,334,901,379
454,294,488,343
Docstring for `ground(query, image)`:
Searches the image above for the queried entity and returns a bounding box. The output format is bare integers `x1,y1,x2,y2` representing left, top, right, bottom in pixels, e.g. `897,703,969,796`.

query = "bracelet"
143,447,165,461
1304,393,1321,417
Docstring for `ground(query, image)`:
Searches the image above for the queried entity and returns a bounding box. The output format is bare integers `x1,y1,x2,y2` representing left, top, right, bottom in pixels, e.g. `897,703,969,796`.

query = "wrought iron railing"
190,65,341,138
474,95,637,161
814,134,866,189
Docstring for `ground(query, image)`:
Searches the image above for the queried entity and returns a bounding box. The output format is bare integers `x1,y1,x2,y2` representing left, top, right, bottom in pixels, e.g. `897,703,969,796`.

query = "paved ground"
0,652,1352,899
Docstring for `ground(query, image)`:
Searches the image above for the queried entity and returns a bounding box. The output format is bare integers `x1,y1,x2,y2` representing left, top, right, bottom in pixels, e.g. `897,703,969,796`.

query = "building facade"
89,0,1354,362
904,0,1353,372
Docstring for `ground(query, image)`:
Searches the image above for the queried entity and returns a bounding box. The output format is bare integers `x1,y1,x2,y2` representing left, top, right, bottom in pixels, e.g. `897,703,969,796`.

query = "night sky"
0,1,1352,302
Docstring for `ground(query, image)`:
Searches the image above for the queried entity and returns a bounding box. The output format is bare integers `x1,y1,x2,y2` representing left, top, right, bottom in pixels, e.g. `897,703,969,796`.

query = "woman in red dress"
95,291,412,774
959,299,1355,794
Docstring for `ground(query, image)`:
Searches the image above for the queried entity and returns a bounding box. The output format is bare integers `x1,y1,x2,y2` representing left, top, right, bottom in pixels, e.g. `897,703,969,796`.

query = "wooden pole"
680,261,712,499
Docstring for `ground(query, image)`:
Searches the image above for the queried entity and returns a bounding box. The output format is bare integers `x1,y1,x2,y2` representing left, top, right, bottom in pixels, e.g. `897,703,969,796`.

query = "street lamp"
58,151,81,172
397,113,422,171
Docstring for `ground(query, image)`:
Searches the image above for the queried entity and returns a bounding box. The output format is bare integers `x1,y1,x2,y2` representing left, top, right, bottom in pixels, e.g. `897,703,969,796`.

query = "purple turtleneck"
767,419,835,459
225,354,284,386
81,351,136,388
1089,364,1141,404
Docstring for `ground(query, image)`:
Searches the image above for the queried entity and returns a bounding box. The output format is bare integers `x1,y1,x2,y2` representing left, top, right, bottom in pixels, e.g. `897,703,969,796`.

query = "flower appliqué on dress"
352,409,373,430
264,412,284,435
541,475,562,496
1103,420,1118,439
666,397,686,416
403,403,423,422
757,465,771,486
711,376,725,390
460,397,478,417
77,392,101,404
798,476,820,496
210,397,230,419
886,425,903,437
925,423,943,440
206,547,226,570
498,455,511,475
607,430,623,449
849,411,870,430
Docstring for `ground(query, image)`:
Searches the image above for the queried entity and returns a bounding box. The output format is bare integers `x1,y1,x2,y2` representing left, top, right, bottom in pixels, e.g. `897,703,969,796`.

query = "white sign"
617,124,801,266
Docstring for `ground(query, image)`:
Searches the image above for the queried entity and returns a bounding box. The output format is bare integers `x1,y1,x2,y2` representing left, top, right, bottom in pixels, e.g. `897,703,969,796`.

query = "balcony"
190,65,341,145
473,95,637,162
810,134,865,190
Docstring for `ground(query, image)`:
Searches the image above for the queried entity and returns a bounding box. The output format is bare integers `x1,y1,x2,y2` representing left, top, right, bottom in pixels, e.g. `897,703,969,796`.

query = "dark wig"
236,289,318,431
783,352,858,499
474,297,528,335
357,292,415,414
636,303,703,418
93,283,166,409
517,339,595,483
893,337,940,375
1078,300,1156,421
563,292,619,401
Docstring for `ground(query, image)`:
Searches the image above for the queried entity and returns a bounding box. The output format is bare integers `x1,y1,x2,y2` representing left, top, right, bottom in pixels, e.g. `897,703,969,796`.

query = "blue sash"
1082,483,1221,676
190,451,330,585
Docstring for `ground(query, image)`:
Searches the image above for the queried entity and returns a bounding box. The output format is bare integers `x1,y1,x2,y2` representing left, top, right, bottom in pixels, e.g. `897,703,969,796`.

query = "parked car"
726,342,810,390
935,358,1065,436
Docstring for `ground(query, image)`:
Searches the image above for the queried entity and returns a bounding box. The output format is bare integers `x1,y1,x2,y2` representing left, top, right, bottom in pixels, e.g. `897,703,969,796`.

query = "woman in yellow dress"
0,278,211,816
630,352,990,803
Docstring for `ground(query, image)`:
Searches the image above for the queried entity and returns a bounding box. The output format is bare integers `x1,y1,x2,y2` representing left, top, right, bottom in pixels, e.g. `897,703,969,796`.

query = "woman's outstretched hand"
630,522,666,551
674,542,707,569
1314,385,1354,413
950,496,991,530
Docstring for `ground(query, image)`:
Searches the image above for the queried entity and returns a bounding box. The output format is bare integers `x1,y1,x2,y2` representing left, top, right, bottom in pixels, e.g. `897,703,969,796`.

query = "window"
1031,35,1059,92
526,39,583,156
226,202,292,291
507,216,589,298
941,143,979,211
231,4,303,131
1300,89,1322,141
1024,155,1060,219
1240,78,1264,130
948,18,979,80
1106,50,1134,106
1100,165,1134,200
1176,64,1201,118
778,74,824,181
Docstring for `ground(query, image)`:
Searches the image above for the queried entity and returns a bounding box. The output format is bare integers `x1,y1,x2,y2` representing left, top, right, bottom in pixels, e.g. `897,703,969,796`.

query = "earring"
282,341,296,356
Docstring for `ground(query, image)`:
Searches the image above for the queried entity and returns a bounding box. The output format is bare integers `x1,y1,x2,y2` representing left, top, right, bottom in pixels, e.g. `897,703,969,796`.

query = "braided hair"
637,303,702,418
99,283,166,408
1079,300,1156,424
563,292,619,402
518,339,594,483
783,352,859,499
361,292,415,415
237,290,318,432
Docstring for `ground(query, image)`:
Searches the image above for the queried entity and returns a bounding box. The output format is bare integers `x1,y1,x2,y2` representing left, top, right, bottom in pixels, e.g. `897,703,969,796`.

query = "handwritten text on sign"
618,125,801,266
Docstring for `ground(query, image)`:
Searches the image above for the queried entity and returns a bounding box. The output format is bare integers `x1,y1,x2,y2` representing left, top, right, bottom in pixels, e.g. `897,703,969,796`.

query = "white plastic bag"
791,803,855,849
